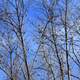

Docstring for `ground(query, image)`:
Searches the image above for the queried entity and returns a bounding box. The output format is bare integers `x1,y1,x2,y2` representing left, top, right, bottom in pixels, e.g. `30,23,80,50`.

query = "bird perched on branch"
48,7,53,21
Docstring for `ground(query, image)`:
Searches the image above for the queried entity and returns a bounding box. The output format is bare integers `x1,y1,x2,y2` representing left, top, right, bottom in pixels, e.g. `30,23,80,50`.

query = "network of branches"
0,0,80,80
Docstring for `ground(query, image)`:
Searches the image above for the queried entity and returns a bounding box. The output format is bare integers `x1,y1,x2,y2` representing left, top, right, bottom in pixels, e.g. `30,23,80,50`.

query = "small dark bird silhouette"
48,7,53,21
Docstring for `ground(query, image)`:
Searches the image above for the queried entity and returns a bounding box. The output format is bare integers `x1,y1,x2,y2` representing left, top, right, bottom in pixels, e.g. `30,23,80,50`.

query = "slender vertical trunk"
43,49,56,80
51,22,64,80
64,0,70,80
10,51,13,80
19,28,30,80
15,1,30,79
41,21,56,80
